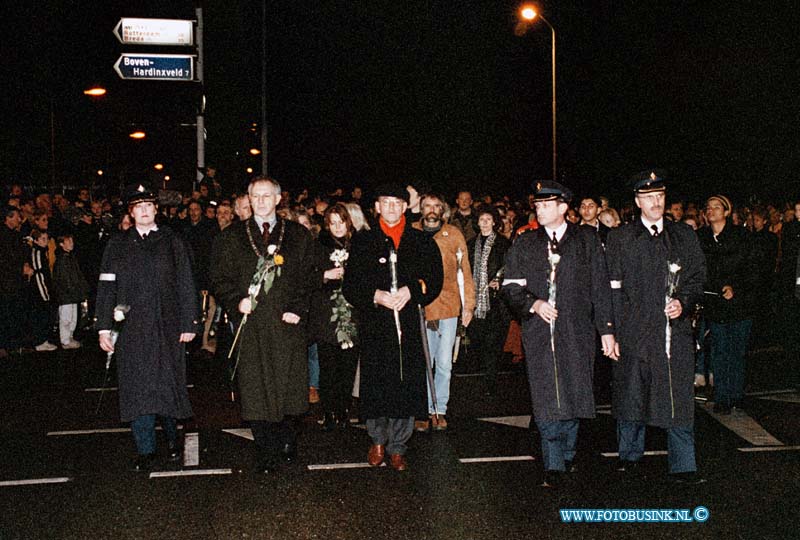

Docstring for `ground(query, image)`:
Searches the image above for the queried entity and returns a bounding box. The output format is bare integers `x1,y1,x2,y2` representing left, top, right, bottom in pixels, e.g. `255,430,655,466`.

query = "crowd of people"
1,172,799,484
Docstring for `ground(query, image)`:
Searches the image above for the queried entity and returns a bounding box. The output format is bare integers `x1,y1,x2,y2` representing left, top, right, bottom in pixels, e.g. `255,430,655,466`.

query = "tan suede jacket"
413,222,476,321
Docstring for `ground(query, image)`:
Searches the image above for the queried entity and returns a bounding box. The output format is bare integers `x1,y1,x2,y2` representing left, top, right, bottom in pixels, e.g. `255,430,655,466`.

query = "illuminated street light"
154,163,164,170
97,169,104,176
83,87,107,97
164,175,170,181
246,167,253,174
517,4,557,181
520,6,536,20
249,148,261,155
129,131,146,140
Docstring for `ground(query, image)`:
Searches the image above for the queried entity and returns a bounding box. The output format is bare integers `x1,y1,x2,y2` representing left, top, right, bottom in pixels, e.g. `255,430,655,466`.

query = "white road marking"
307,462,387,470
85,385,194,392
738,445,800,453
745,389,796,397
460,456,535,463
756,392,800,404
48,428,131,435
47,426,182,436
222,428,253,441
478,415,531,428
149,469,231,478
184,432,199,467
601,451,668,458
0,477,72,487
700,403,783,446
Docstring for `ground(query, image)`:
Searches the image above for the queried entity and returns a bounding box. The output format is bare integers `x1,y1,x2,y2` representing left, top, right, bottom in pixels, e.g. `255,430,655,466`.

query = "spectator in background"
28,229,56,351
234,193,252,221
698,194,756,415
52,234,89,349
1,206,31,357
451,191,479,244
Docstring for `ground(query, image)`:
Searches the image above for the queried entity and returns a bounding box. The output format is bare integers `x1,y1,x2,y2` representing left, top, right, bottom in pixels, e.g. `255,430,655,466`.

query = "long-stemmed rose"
547,244,561,408
329,248,357,349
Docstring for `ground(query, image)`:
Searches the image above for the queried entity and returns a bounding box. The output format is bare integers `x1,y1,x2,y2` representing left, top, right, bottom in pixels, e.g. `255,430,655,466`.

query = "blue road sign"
114,53,195,81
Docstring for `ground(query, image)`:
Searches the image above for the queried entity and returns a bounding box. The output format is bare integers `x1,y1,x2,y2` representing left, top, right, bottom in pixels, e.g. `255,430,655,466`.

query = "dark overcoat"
503,224,614,421
95,227,199,423
342,226,442,419
210,218,314,422
605,219,706,429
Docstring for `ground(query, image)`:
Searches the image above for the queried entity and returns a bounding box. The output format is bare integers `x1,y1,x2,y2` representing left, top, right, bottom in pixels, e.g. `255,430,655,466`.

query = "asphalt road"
1,343,798,540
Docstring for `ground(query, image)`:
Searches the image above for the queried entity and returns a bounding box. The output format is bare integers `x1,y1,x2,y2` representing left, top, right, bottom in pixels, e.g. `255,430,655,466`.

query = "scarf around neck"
473,232,496,319
380,215,406,249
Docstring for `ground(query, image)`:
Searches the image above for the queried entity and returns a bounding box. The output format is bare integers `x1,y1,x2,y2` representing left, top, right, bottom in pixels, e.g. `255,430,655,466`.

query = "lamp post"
519,5,557,182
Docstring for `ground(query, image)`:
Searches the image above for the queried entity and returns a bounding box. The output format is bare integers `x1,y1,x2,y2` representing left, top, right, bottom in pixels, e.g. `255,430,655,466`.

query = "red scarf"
380,215,406,249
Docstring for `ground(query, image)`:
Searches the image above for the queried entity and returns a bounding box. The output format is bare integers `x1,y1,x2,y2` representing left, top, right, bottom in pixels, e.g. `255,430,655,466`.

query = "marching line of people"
2,171,800,487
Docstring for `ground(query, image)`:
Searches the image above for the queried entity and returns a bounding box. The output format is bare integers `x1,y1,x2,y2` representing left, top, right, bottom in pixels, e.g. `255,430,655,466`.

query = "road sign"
113,18,194,46
114,54,194,81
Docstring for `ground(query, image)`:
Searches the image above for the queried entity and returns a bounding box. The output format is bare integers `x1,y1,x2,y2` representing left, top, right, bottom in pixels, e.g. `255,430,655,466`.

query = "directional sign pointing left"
114,53,195,82
113,18,194,46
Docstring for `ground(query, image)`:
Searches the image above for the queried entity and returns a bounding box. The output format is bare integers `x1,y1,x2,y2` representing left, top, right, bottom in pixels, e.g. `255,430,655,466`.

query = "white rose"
267,244,277,255
113,309,126,322
669,263,681,273
549,253,561,265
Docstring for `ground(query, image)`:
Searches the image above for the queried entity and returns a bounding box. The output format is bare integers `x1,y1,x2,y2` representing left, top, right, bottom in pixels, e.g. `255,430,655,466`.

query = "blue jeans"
308,343,320,388
425,317,458,415
617,420,696,473
708,320,752,406
131,415,177,455
535,419,578,471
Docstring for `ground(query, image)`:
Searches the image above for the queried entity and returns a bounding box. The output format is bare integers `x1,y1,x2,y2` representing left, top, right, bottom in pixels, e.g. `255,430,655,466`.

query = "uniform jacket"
210,218,315,422
606,219,706,428
412,222,476,321
342,225,443,419
95,227,199,422
503,223,614,421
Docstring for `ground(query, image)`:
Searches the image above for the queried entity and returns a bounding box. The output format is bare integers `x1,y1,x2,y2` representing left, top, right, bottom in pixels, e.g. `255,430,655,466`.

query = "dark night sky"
2,1,798,204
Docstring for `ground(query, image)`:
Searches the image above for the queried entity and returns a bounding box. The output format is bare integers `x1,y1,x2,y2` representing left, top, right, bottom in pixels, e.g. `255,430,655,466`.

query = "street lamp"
83,86,107,97
129,131,146,140
518,4,557,181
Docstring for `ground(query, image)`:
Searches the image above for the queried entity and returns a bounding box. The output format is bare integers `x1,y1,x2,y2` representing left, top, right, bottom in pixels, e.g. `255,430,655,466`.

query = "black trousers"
467,314,506,388
250,417,298,462
317,342,359,415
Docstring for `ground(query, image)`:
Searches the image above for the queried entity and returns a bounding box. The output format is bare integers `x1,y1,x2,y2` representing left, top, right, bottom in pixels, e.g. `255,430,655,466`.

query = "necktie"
551,230,559,250
141,232,148,241
651,224,660,237
262,222,271,244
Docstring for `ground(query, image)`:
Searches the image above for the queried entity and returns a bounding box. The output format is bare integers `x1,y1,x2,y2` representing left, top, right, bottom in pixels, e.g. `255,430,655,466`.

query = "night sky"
2,1,798,205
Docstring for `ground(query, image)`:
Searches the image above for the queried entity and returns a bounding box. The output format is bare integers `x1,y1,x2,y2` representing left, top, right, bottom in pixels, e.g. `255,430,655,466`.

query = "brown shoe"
367,444,385,466
389,453,408,471
308,387,320,404
431,415,448,431
414,419,430,432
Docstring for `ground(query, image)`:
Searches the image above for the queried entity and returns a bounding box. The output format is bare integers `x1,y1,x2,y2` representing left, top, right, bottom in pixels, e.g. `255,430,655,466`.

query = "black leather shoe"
280,443,297,464
616,460,640,473
255,456,278,475
542,470,560,488
132,454,156,472
668,472,706,485
713,402,732,415
321,412,337,432
167,440,183,462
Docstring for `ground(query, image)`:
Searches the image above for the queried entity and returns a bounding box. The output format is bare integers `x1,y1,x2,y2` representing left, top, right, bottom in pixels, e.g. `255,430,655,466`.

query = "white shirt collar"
544,221,568,242
640,216,664,235
135,225,158,237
